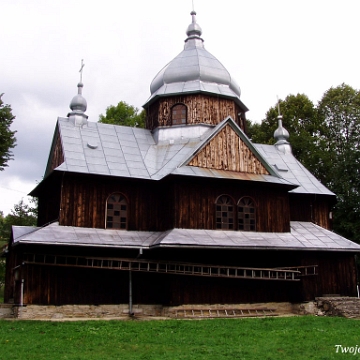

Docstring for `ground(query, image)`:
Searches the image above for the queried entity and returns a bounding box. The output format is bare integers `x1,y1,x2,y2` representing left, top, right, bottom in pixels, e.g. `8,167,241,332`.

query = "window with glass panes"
171,104,187,125
238,197,256,231
215,195,235,230
106,193,127,229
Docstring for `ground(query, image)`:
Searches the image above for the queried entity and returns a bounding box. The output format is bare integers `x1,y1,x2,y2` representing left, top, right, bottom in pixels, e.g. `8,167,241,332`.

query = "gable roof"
46,117,295,188
37,115,333,196
12,222,360,252
180,117,278,176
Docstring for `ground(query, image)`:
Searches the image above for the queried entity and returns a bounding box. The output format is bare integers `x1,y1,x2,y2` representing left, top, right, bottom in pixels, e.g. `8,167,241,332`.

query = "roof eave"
155,243,360,252
143,90,249,113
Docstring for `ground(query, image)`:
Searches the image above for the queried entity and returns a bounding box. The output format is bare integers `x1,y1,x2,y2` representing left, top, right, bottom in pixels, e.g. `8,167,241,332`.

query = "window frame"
105,192,128,230
215,195,235,230
237,196,257,232
171,103,187,125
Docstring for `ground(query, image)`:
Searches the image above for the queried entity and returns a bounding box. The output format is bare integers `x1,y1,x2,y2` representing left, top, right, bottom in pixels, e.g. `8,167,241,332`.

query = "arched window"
215,195,235,230
171,104,187,125
238,197,256,231
106,193,128,229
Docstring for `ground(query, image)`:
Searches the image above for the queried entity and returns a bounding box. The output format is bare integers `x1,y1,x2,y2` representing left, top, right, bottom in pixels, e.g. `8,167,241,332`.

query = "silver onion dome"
70,82,87,112
274,115,292,154
186,10,203,38
144,11,243,107
68,82,88,126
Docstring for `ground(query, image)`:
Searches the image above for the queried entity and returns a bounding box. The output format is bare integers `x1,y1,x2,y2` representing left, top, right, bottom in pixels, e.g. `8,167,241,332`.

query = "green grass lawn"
0,316,359,359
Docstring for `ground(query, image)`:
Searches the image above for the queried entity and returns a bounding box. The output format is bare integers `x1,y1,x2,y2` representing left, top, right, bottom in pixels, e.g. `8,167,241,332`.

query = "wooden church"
4,11,360,312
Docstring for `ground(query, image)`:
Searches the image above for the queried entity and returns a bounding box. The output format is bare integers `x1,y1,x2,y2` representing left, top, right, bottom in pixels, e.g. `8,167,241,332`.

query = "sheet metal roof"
12,222,360,252
254,144,334,195
49,116,332,196
144,11,247,111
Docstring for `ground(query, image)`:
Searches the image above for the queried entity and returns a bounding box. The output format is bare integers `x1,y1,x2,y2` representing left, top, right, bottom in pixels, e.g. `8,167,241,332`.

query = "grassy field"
0,316,359,359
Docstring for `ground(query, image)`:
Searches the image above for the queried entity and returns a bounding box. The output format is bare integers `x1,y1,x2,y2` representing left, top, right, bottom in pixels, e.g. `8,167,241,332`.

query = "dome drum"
145,94,246,130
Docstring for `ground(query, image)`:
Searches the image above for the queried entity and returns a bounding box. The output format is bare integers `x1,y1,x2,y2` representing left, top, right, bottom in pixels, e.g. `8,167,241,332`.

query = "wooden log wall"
299,252,357,301
57,174,173,231
7,245,298,305
2,241,353,305
4,242,18,304
37,170,335,233
173,177,290,232
21,264,300,305
37,175,62,226
188,125,269,174
145,94,245,130
8,245,171,305
45,129,64,176
8,245,356,305
55,173,291,232
289,194,334,230
23,265,129,305
127,250,357,304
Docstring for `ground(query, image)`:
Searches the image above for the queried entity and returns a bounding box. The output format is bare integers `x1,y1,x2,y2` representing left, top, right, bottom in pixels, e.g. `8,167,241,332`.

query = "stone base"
0,304,14,319
315,297,360,318
9,300,359,320
13,304,164,320
7,302,309,320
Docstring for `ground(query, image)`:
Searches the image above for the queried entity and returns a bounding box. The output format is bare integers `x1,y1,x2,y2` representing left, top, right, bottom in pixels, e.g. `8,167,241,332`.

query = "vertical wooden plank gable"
188,125,269,174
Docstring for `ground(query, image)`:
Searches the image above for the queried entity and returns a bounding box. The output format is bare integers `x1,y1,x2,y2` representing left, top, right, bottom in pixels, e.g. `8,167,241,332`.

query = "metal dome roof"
69,82,87,113
274,115,292,154
67,81,88,126
144,11,245,109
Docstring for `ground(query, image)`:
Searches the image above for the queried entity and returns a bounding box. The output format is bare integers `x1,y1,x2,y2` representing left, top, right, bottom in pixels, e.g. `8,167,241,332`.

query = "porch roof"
12,222,360,252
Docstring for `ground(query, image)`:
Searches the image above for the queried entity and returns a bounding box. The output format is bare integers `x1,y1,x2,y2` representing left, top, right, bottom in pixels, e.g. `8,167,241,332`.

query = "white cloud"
1,0,360,214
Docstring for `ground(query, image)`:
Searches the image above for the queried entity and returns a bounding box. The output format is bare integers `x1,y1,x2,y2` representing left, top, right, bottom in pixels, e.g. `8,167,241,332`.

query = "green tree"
245,119,262,142
99,101,146,128
0,199,38,296
0,211,10,245
247,94,324,179
0,258,4,297
0,198,38,245
317,84,360,241
248,85,360,243
0,198,37,297
0,94,16,170
0,211,7,298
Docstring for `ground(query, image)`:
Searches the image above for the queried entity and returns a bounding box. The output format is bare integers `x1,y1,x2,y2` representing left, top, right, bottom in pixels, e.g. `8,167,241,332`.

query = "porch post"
129,269,134,316
20,279,24,306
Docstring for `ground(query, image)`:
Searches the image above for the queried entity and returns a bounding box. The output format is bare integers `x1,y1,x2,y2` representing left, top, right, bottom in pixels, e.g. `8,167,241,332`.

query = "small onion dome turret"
144,11,247,112
68,82,88,126
274,115,292,154
70,82,87,112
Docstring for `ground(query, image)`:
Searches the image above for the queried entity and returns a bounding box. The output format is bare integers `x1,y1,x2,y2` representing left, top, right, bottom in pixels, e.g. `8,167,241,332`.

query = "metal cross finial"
277,95,281,117
79,59,85,83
